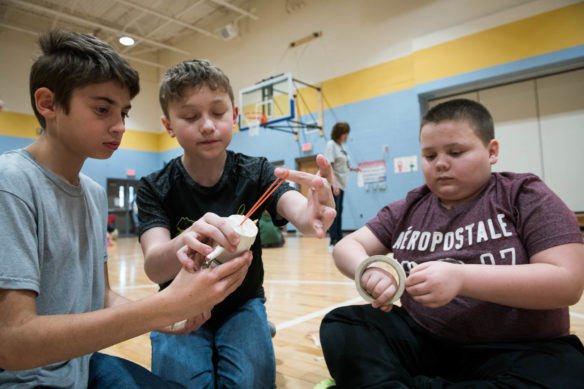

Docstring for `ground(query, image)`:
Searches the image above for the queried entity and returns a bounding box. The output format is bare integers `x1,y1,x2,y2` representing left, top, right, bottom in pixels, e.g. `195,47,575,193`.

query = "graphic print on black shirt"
137,151,294,326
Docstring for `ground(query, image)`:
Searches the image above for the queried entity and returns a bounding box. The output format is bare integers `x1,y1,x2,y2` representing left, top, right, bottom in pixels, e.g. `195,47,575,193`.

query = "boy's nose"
110,116,126,133
435,155,449,170
201,117,215,132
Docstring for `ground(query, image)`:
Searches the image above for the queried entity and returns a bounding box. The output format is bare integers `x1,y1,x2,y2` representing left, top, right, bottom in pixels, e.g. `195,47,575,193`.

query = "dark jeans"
88,352,185,389
320,305,584,389
330,189,344,244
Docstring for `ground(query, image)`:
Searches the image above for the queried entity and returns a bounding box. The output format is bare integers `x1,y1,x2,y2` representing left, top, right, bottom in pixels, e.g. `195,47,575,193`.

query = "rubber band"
240,169,290,226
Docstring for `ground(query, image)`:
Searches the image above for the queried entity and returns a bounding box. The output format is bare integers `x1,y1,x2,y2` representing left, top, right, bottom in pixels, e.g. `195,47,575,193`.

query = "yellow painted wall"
0,111,39,139
2,3,582,152
299,3,583,113
412,3,584,85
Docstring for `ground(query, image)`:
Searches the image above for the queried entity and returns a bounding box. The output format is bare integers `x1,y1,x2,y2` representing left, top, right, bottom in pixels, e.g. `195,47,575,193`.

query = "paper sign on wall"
357,160,386,187
394,156,418,173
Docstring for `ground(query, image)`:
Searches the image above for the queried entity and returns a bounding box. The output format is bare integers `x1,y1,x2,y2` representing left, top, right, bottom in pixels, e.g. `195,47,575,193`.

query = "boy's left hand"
275,154,336,238
405,261,463,308
157,310,212,334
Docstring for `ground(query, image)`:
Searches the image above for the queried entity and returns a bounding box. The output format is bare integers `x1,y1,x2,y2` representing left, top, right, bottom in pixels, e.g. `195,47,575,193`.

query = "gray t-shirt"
0,149,107,388
325,140,350,190
367,172,583,343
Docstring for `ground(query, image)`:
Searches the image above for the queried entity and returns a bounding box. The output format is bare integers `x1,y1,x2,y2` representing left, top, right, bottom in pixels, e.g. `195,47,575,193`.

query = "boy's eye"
96,107,108,114
424,154,436,160
449,151,463,157
122,112,130,120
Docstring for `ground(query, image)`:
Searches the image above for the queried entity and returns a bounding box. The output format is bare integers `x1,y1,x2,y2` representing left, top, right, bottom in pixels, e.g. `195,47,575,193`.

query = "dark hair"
421,99,494,145
30,30,140,129
159,59,234,118
331,121,350,142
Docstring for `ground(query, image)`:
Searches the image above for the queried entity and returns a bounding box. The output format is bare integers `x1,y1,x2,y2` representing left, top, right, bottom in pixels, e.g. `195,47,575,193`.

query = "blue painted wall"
3,45,582,231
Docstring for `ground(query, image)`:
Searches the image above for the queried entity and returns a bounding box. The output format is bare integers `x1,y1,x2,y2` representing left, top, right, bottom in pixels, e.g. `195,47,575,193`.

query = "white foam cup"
205,214,258,267
172,214,258,330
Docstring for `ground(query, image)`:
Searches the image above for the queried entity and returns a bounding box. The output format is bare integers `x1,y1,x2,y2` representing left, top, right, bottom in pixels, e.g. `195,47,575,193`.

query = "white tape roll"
354,255,406,306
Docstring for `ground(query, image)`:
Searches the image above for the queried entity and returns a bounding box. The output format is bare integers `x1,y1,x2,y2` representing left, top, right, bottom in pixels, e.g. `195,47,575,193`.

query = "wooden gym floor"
102,235,584,389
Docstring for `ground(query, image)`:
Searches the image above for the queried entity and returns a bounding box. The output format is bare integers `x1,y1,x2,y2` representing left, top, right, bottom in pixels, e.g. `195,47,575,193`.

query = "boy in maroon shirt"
320,99,584,388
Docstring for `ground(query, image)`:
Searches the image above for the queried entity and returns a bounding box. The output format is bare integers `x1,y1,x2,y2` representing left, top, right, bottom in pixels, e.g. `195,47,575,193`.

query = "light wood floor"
102,235,584,389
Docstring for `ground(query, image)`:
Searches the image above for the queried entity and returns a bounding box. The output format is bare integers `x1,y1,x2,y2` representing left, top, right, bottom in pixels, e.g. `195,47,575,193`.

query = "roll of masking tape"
354,255,406,306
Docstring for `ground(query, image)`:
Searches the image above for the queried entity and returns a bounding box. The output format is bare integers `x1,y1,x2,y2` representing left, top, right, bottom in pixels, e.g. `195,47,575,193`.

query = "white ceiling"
0,0,264,68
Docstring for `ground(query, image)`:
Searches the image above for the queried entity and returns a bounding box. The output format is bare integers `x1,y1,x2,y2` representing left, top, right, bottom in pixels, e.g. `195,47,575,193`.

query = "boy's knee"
322,304,372,328
218,360,274,389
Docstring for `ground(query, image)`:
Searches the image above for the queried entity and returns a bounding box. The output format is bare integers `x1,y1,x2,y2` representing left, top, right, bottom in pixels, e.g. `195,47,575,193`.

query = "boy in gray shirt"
0,31,250,388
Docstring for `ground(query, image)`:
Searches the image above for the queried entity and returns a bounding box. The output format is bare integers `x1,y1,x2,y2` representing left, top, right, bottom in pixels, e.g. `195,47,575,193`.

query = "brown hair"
159,59,234,118
30,30,140,129
331,121,350,142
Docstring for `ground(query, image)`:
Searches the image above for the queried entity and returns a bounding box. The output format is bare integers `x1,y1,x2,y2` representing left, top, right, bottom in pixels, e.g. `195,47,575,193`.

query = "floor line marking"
276,296,363,331
570,311,584,320
265,280,353,286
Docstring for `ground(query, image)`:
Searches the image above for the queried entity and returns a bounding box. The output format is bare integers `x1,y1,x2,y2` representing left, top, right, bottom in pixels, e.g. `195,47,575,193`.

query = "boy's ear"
487,139,499,165
161,115,175,138
232,106,239,125
34,88,57,120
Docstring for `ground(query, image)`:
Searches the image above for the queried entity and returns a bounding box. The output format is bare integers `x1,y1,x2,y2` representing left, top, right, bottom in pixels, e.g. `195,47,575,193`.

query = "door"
296,156,319,198
107,178,140,236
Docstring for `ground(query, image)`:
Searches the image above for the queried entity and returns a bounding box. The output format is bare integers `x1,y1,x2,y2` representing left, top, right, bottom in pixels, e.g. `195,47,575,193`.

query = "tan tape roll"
354,255,406,306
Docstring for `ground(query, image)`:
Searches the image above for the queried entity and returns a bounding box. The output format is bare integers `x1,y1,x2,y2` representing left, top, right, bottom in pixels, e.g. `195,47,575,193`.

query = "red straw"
240,169,290,225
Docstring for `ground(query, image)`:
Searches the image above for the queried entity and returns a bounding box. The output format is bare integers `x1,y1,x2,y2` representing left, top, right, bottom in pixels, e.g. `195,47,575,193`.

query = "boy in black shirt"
137,59,336,388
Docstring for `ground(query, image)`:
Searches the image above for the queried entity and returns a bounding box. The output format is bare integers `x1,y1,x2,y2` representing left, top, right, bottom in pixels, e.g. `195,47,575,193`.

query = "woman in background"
325,122,360,249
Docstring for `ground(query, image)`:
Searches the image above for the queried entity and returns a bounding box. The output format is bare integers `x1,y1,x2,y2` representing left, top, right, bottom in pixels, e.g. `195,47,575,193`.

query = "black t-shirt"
137,150,293,326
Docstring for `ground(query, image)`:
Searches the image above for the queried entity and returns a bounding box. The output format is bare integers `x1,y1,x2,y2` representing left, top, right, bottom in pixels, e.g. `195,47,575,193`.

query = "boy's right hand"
162,251,252,326
178,212,242,270
361,267,398,312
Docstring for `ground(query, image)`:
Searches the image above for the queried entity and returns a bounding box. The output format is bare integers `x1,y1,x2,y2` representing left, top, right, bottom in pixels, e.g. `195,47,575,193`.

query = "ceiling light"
119,36,135,46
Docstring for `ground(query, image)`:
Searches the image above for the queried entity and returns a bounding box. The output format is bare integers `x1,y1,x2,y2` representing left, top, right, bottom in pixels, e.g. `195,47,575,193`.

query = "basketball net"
249,118,260,136
246,112,263,136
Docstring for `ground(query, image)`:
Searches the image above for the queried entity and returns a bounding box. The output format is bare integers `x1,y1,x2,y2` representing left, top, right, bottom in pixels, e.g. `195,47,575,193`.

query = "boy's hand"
162,251,252,324
274,154,336,238
178,212,241,270
361,267,398,312
157,310,212,334
332,184,340,196
405,261,463,308
314,154,336,187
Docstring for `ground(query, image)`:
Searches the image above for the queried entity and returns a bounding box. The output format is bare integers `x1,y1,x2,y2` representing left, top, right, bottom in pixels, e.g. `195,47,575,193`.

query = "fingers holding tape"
354,255,406,306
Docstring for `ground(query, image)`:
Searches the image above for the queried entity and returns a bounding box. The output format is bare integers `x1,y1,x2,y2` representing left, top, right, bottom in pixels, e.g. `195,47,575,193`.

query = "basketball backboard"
238,73,294,131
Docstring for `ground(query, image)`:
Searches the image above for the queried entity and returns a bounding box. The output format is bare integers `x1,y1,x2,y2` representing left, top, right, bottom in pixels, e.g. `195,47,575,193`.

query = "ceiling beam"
0,21,38,36
209,0,259,20
0,22,166,69
7,0,191,55
123,0,206,54
111,0,220,39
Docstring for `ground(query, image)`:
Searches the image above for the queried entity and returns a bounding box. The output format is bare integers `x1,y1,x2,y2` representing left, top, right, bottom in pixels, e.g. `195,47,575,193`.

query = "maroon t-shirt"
366,172,583,343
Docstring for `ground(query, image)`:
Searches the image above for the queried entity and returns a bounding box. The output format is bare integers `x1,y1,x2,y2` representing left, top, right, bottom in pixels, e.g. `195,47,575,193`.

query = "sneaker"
313,379,336,389
268,321,277,338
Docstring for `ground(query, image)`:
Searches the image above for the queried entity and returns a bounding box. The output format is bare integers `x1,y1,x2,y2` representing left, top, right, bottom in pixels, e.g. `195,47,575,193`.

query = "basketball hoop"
244,112,267,136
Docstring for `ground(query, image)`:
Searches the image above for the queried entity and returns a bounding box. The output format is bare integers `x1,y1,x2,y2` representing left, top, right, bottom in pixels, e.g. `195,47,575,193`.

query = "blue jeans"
329,189,344,244
150,298,276,389
88,352,185,388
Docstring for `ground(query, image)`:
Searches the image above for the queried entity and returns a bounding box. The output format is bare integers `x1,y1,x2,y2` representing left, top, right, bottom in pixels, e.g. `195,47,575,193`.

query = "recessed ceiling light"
119,36,135,46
